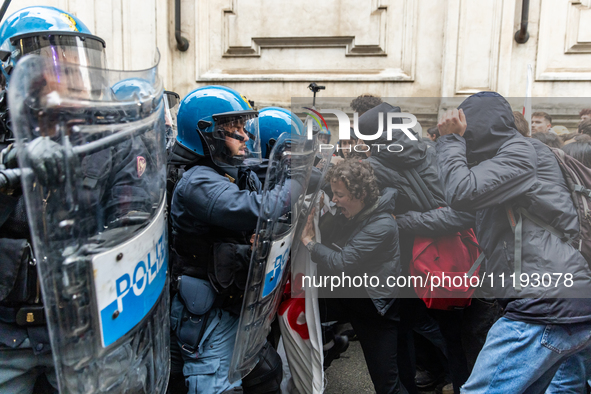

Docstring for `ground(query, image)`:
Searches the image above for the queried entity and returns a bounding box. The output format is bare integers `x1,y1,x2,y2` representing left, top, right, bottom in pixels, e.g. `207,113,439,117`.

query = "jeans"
0,339,57,394
462,317,591,394
172,298,241,394
545,347,591,394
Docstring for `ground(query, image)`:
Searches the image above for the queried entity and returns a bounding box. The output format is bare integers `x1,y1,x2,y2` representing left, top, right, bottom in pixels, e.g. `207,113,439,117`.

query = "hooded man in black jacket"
436,92,591,393
361,102,446,215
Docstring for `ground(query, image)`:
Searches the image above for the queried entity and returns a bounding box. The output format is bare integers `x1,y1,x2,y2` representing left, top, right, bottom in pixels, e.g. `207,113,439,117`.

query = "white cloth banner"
278,192,331,394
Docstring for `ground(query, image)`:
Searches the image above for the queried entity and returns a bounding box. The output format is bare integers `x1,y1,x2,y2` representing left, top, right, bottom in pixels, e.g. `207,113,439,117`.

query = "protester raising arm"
436,108,537,211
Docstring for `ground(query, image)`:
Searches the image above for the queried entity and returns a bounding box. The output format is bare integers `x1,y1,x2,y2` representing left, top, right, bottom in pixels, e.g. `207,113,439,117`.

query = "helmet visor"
206,110,261,167
7,33,107,97
10,32,106,66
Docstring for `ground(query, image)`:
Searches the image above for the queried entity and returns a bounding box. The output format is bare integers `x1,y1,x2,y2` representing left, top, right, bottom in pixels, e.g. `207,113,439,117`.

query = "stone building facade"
5,0,591,130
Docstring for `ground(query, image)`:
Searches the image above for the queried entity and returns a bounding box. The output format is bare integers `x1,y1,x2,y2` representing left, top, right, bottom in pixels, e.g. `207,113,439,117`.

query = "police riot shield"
228,130,317,382
9,54,169,393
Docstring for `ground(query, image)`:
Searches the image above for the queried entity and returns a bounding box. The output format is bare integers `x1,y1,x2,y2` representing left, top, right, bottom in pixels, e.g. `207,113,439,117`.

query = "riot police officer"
0,6,161,393
168,86,283,394
0,7,106,392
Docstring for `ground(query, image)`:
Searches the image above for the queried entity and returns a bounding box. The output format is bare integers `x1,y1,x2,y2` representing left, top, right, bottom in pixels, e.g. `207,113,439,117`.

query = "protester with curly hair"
301,160,407,394
350,94,383,116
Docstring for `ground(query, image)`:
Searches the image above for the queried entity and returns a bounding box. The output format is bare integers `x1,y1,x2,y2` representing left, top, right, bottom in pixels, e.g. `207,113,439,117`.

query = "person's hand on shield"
301,207,316,246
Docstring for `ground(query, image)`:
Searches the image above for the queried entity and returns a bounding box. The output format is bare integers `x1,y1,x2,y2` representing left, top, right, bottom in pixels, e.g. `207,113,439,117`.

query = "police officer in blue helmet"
318,125,331,145
168,86,283,394
0,6,109,393
0,5,106,146
258,106,305,159
250,106,306,185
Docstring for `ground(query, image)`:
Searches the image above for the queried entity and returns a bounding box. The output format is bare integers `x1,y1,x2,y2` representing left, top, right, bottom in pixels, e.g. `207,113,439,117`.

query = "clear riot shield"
291,118,334,260
9,54,169,393
228,130,317,382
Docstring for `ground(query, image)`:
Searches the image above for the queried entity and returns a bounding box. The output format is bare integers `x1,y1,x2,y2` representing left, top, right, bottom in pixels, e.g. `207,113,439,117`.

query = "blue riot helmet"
111,78,159,120
256,107,305,159
112,78,156,101
0,6,107,88
176,85,261,167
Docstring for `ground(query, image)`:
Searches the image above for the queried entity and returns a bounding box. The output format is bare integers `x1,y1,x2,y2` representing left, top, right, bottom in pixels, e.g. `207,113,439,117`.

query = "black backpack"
506,148,591,287
551,148,591,266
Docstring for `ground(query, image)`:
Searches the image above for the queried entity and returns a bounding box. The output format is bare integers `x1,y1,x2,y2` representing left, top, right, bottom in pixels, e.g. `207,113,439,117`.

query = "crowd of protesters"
304,93,591,394
1,5,590,394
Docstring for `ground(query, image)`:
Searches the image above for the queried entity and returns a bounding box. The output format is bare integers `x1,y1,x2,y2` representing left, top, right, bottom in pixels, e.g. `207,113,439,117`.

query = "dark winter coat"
359,102,446,215
396,207,476,237
437,92,591,324
358,103,450,278
309,188,401,315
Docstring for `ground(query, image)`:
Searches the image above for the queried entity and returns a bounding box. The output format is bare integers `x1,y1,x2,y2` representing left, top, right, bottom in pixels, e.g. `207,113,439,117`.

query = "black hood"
458,92,519,165
358,102,427,169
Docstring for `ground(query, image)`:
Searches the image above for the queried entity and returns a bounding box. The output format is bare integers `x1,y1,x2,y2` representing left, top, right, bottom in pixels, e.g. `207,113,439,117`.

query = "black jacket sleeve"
0,238,28,302
182,168,262,232
310,214,397,275
396,207,476,237
180,166,293,232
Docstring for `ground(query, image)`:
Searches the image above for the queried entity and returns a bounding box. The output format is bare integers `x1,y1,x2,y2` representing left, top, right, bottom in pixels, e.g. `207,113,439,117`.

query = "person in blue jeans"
436,92,591,394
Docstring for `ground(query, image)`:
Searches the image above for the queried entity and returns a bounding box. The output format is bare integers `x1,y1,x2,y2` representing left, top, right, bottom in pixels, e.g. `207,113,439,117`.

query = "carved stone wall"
3,0,591,112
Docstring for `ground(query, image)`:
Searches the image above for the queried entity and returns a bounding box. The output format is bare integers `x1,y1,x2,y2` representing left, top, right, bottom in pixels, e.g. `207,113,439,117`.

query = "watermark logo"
303,108,418,154
303,107,329,134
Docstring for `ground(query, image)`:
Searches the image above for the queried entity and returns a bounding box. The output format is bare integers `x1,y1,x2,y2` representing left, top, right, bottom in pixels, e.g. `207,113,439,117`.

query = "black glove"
27,136,65,186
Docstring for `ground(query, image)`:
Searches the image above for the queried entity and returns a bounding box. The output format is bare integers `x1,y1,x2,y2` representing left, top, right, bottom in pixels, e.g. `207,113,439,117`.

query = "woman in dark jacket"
301,160,407,394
